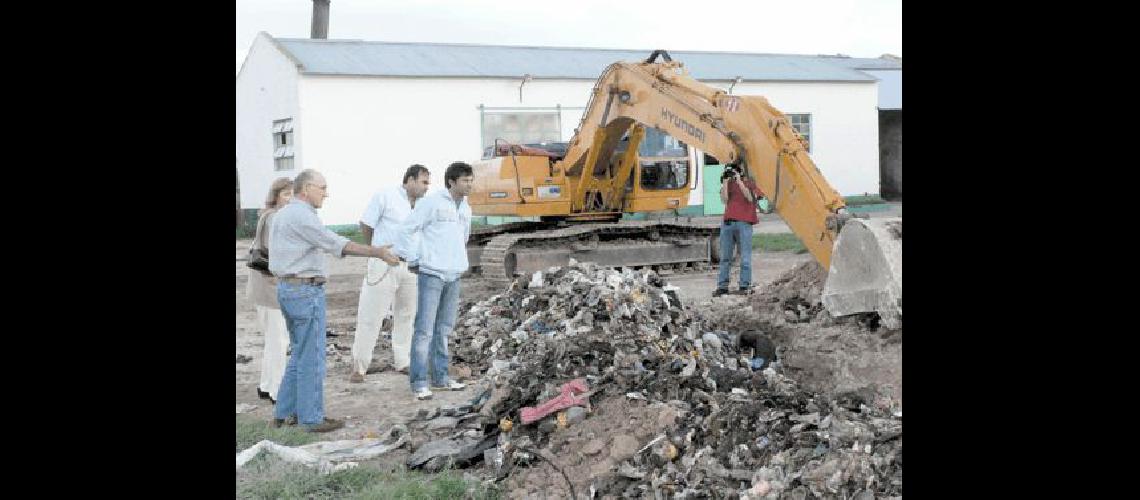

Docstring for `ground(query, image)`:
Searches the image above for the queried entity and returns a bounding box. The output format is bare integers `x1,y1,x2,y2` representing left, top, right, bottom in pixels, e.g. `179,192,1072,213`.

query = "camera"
721,164,742,183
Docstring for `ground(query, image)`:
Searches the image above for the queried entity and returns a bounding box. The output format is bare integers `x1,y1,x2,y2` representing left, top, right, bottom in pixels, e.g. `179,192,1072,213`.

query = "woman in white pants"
246,177,293,403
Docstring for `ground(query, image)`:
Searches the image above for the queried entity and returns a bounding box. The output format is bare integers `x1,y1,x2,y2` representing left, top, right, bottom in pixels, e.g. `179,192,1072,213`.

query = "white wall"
236,33,302,210
701,80,882,197
291,76,880,225
298,77,599,225
865,69,901,110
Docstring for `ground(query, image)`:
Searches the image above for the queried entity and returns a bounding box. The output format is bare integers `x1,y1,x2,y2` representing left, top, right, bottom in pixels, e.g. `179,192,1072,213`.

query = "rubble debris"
747,261,901,332
394,260,900,497
450,261,689,375
696,262,903,406
426,416,459,431
236,354,252,364
520,379,589,424
407,435,498,473
564,407,588,426
407,438,467,470
305,425,409,462
236,440,357,474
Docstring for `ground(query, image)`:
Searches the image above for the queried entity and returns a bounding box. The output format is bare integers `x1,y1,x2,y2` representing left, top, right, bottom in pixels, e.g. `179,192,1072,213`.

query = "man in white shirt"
396,162,474,401
349,165,431,383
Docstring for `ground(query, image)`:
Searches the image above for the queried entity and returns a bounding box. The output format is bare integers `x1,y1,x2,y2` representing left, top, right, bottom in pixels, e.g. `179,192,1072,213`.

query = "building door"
878,110,902,200
702,163,725,215
236,159,241,228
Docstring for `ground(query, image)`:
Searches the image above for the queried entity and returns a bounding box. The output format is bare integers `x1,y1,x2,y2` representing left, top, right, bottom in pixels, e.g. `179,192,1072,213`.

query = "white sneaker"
431,380,466,391
413,388,434,401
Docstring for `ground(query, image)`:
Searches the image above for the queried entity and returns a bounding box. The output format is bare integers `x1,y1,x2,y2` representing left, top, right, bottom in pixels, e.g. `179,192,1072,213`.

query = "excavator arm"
561,51,849,268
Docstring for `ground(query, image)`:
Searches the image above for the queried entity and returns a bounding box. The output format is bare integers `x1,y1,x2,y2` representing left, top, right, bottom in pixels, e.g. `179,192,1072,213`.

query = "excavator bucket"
822,217,902,329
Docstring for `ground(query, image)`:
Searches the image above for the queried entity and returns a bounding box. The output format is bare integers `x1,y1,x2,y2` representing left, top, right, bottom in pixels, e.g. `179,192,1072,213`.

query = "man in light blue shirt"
395,162,474,400
268,169,400,433
349,165,430,383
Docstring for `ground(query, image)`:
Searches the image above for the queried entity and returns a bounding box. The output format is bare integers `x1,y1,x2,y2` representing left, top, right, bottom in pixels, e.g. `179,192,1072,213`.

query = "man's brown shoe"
304,418,345,433
349,371,365,383
270,415,298,428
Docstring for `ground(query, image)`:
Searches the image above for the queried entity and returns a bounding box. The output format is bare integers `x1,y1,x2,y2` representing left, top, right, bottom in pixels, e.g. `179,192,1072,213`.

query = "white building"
237,33,902,226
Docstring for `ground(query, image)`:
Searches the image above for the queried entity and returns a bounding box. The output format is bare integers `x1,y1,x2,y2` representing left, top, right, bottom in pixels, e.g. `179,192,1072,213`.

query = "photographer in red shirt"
716,163,764,296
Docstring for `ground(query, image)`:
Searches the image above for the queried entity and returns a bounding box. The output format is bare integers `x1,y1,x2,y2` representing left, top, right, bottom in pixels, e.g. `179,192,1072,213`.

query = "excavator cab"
614,127,691,213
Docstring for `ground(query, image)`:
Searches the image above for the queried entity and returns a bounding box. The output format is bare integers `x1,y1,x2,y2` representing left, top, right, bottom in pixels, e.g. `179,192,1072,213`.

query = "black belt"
280,276,326,285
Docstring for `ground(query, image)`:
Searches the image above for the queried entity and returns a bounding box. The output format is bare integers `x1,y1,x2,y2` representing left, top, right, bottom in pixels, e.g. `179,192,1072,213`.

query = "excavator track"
470,219,721,286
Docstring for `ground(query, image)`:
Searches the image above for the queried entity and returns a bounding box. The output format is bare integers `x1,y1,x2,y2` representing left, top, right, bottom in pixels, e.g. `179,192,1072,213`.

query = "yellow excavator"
466,50,901,326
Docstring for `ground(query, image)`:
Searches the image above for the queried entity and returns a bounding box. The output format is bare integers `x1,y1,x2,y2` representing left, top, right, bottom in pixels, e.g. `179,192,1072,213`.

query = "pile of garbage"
748,261,895,331
450,260,687,375
406,260,900,498
590,381,903,498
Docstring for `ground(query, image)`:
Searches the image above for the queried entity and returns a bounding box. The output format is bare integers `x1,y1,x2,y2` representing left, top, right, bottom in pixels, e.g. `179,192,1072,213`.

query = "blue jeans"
717,220,754,290
274,282,327,426
410,273,461,391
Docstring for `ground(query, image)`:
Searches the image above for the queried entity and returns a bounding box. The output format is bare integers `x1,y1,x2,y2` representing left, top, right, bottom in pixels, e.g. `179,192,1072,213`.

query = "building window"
787,113,811,152
272,118,294,171
480,109,561,157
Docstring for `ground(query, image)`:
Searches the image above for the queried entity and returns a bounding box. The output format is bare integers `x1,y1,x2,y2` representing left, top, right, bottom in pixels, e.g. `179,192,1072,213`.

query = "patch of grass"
327,224,368,244
236,414,320,452
843,194,886,206
238,458,385,499
353,469,496,500
237,456,500,500
236,415,499,499
752,232,808,253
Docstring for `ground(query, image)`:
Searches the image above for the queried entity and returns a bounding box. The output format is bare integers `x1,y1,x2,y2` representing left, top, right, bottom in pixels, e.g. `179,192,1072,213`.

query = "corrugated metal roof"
823,55,902,70
271,37,897,82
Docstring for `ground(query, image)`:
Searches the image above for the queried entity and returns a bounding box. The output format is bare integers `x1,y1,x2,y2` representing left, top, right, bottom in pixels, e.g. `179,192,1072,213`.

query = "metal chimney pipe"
311,0,330,39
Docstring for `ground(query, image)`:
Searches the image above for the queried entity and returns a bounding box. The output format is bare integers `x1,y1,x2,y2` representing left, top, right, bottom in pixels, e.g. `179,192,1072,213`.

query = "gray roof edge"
266,33,308,70
270,34,890,81
298,72,877,83
272,36,890,60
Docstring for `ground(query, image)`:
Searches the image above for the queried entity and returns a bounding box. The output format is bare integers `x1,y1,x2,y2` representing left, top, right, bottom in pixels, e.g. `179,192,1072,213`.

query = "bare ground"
236,243,812,431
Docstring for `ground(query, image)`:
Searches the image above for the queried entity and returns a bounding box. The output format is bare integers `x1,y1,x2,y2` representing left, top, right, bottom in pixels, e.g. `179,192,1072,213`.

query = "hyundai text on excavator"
465,51,901,326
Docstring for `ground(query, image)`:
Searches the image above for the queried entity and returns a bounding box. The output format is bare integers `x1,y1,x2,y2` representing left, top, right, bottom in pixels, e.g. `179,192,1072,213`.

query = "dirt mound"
697,262,903,408
763,261,828,306
500,396,678,499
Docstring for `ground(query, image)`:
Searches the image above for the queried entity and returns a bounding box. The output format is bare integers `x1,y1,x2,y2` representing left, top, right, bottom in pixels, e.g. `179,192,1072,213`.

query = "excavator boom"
561,52,847,268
